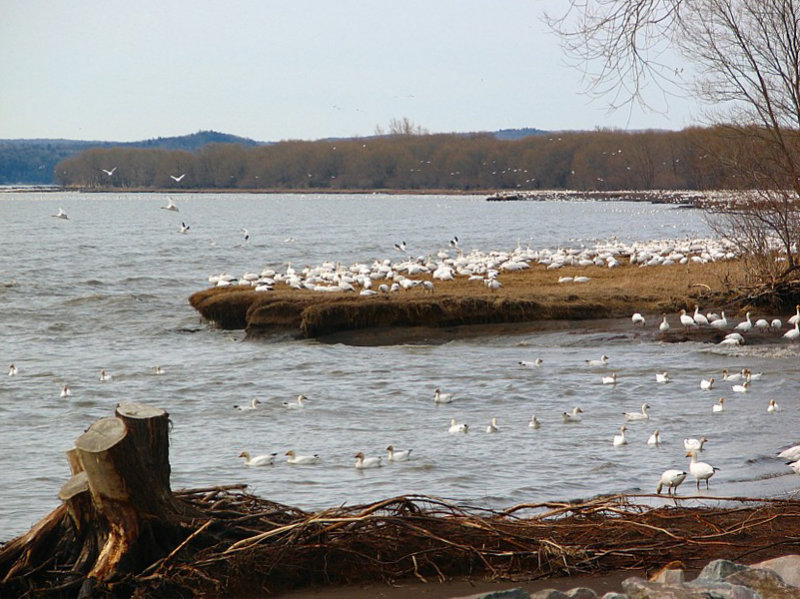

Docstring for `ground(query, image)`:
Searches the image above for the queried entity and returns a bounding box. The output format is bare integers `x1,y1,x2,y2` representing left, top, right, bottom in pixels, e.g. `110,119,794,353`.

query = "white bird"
519,358,543,367
170,173,186,182
234,398,260,411
659,314,670,332
631,312,646,326
242,228,250,243
686,449,719,489
101,167,117,176
51,207,69,220
448,419,469,434
712,397,725,413
731,380,750,393
693,306,709,326
449,235,459,248
154,365,165,375
684,437,708,451
180,222,190,234
754,318,769,330
285,450,320,464
434,388,454,404
657,469,688,495
700,377,715,390
771,318,783,331
613,425,628,446
8,364,17,376
394,241,407,252
486,417,500,433
99,369,112,382
789,304,800,325
562,406,583,423
768,399,780,413
586,354,609,367
655,372,670,383
239,451,276,466
354,451,382,469
784,321,800,341
601,372,618,385
742,369,762,381
710,311,728,330
623,402,651,421
386,445,412,462
647,429,661,446
160,197,179,212
734,312,753,332
722,368,742,382
528,415,541,429
60,384,72,398
679,309,698,329
283,394,308,409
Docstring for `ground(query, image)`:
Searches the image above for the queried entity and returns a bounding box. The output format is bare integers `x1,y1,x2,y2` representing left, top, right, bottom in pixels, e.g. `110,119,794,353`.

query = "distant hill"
0,130,262,184
493,128,547,140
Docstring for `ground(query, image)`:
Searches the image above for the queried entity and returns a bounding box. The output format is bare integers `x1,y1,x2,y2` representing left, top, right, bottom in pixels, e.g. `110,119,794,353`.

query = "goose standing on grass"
784,321,800,341
601,372,618,385
354,452,382,469
712,397,725,413
285,450,320,464
657,469,688,495
448,419,469,434
686,449,719,489
693,306,709,326
486,417,500,433
631,312,646,327
710,312,728,330
529,415,541,429
623,402,651,421
655,372,670,384
659,314,670,333
613,425,628,446
679,309,698,329
700,377,715,390
735,312,753,332
789,304,800,325
386,445,412,462
234,398,260,411
434,388,454,404
647,429,661,446
768,399,780,413
562,406,583,423
239,451,276,467
684,437,708,451
586,354,609,367
60,384,72,398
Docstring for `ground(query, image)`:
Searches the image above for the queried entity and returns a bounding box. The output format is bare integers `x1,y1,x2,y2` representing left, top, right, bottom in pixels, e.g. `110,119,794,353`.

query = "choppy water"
1,191,798,541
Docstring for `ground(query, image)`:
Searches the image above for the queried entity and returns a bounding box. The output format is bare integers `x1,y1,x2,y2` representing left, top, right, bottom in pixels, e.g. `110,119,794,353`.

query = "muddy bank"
189,261,748,341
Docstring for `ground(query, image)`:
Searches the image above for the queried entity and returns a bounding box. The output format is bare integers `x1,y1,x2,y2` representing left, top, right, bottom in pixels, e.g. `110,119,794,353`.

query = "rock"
529,590,569,599
454,589,531,599
565,589,597,599
752,554,800,588
650,568,685,586
693,559,749,582
622,575,757,598
599,594,628,599
726,567,800,598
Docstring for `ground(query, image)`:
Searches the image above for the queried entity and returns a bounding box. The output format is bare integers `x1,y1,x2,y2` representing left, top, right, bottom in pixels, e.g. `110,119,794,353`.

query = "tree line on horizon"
53,127,757,191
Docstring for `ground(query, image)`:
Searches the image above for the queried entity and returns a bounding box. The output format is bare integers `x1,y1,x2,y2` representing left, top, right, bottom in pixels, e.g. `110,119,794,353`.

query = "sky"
0,1,702,143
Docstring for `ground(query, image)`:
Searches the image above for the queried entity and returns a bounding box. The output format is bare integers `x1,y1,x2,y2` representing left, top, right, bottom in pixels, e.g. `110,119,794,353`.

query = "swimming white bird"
784,321,800,341
386,445,412,462
679,309,698,329
234,398,260,411
170,173,186,182
712,397,725,413
659,314,670,332
448,419,469,434
51,207,69,220
710,311,728,330
99,369,112,382
700,377,715,390
657,469,688,495
613,425,628,446
161,197,179,211
722,368,742,382
239,451,276,467
434,388,454,404
154,365,165,375
601,372,618,385
519,358,543,367
180,221,190,234
242,228,250,242
742,369,762,381
60,384,72,398
684,437,708,451
586,354,609,367
285,450,320,464
562,406,583,423
354,451,382,469
631,312,646,326
731,380,750,393
101,167,117,176
623,402,650,421
8,364,17,376
734,312,753,332
686,449,719,489
789,304,800,325
693,306,709,326
768,399,780,413
486,417,499,433
655,372,670,383
283,394,308,409
647,429,661,446
528,415,541,429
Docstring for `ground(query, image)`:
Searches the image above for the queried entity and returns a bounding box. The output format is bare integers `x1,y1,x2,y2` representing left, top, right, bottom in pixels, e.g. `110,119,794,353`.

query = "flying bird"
101,167,117,176
170,173,186,182
242,228,250,242
51,207,69,220
160,197,179,212
180,222,190,234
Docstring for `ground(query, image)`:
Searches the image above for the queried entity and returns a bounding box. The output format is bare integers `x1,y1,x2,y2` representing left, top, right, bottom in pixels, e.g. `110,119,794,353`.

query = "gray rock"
454,589,531,599
650,568,685,585
752,554,800,588
565,588,597,599
622,575,757,598
599,594,629,599
726,567,800,598
694,559,749,582
529,590,569,599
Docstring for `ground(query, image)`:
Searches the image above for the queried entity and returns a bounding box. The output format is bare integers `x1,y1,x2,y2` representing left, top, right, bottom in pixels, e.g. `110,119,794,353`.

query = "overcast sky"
1,1,702,142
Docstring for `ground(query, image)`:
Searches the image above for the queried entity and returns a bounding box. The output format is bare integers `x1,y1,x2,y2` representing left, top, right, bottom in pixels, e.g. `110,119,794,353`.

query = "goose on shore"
386,445,412,462
657,469,688,495
784,322,800,341
789,304,800,325
354,451,382,469
710,311,728,330
693,306,709,326
631,312,646,326
686,449,719,489
659,314,670,332
734,312,753,332
239,451,276,467
679,309,697,329
623,403,651,421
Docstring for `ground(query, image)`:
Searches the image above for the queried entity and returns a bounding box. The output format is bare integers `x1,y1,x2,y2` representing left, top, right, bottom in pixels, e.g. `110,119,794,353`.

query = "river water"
1,191,798,541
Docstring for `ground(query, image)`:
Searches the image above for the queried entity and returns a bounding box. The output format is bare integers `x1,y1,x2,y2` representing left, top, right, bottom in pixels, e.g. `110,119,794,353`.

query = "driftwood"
2,407,800,598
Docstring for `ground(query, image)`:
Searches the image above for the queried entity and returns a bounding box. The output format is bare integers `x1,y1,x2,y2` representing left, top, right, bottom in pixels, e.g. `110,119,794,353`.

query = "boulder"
751,554,800,588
